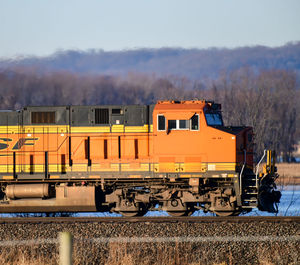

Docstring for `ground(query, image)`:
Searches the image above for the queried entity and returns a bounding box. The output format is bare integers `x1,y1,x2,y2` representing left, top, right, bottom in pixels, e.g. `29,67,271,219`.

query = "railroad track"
0,216,299,224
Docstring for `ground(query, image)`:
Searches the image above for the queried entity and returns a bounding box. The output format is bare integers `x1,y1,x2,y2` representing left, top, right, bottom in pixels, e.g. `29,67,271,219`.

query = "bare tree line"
211,69,298,161
0,68,298,162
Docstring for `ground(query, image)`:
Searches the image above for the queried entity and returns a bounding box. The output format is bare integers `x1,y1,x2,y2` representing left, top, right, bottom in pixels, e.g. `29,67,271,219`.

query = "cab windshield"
205,112,223,126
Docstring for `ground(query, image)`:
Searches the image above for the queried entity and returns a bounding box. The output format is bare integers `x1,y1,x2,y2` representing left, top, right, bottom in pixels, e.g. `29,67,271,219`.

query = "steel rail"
0,216,299,224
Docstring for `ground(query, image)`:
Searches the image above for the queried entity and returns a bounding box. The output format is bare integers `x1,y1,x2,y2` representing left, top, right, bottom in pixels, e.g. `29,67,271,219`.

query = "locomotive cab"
153,100,248,175
152,100,279,216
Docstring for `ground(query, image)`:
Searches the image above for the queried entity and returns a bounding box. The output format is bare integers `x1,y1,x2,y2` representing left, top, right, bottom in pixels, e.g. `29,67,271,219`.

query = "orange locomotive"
0,100,280,216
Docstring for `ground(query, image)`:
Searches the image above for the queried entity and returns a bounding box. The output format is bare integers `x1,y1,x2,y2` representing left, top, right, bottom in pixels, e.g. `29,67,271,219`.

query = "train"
0,100,281,216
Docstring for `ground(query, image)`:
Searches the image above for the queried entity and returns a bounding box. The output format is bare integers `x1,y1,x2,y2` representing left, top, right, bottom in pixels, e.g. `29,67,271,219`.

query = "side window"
179,120,189,129
191,114,199,130
159,114,199,131
168,120,189,130
168,120,176,130
158,115,166,131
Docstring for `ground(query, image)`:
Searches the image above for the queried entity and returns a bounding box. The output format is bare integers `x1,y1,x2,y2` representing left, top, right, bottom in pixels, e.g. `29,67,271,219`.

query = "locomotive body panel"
0,100,280,216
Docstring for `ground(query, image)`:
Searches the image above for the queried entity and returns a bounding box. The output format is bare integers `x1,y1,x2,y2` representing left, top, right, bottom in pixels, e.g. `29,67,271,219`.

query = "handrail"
255,150,266,189
239,149,247,195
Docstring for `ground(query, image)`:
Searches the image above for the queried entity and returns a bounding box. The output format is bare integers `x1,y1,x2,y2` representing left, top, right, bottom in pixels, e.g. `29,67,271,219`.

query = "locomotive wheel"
119,203,148,217
164,198,189,217
167,209,195,217
119,211,140,217
120,209,148,217
167,211,188,217
212,197,239,216
213,211,238,217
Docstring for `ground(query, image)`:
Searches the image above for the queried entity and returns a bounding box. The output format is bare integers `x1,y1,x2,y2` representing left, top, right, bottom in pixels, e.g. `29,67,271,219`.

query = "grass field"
276,163,300,185
0,241,299,265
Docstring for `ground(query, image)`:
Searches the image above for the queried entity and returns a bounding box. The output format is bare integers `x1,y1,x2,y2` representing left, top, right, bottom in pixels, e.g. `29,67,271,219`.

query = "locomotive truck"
0,100,280,216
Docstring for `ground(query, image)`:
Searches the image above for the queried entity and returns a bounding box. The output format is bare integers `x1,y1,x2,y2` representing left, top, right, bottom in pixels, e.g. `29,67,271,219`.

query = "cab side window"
179,120,189,129
158,114,199,131
168,120,189,130
158,115,166,131
168,120,176,130
191,114,199,130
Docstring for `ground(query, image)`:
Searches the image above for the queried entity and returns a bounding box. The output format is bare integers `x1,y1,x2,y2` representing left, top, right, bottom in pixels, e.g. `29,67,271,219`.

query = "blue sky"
0,0,299,57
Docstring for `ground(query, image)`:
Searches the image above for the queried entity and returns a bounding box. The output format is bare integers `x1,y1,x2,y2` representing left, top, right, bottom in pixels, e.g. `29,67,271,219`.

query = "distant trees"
210,69,298,161
0,68,298,162
0,70,200,108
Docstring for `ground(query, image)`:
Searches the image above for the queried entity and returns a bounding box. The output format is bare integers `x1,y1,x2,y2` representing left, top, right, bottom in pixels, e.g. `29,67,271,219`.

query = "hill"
1,42,300,80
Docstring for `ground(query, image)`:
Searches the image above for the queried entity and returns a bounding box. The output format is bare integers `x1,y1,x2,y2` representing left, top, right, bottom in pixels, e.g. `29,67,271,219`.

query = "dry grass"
0,247,56,265
276,163,300,185
276,163,300,177
0,241,299,265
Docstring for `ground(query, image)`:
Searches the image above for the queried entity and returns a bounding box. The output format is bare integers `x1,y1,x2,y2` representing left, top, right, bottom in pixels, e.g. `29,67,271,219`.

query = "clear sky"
0,0,299,58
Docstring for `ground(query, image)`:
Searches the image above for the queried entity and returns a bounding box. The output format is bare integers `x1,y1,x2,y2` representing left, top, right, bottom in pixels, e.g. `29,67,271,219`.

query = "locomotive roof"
22,104,153,110
1,100,216,112
155,100,206,111
0,100,221,126
0,104,156,126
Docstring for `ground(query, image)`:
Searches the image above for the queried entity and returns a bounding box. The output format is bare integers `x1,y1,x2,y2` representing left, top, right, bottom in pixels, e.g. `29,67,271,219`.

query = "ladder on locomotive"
240,150,276,209
239,149,259,209
241,173,259,208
